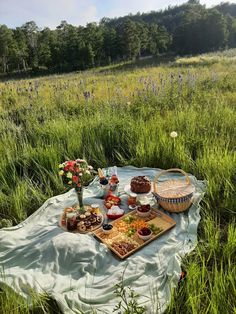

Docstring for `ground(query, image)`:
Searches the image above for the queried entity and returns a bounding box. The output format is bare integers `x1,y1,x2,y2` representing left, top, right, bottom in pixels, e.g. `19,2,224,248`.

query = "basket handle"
153,168,190,193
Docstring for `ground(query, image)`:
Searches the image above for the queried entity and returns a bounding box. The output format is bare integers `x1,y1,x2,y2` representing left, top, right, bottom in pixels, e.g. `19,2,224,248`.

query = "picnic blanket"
0,166,206,314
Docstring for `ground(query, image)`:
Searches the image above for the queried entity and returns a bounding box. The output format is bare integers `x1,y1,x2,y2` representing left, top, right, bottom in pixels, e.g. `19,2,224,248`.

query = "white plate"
124,183,154,196
59,213,104,234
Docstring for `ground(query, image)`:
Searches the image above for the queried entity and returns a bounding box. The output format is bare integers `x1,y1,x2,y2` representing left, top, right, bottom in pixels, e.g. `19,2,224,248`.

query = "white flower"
85,170,90,175
88,165,93,170
59,163,64,169
127,101,131,105
68,181,72,185
170,131,178,138
79,173,83,176
67,172,73,179
59,170,64,176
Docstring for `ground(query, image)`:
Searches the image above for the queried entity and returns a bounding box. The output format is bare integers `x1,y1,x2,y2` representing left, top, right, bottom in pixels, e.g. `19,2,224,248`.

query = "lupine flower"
83,91,91,100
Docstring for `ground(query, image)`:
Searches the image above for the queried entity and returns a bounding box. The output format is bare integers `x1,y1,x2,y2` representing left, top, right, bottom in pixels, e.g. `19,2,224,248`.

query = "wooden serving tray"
94,208,176,259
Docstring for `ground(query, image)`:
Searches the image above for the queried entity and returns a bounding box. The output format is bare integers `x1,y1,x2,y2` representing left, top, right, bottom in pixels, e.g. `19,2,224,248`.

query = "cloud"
0,0,98,29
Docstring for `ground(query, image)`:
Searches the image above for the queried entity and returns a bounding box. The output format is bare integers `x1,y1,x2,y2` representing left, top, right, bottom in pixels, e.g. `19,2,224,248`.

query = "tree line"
0,1,236,74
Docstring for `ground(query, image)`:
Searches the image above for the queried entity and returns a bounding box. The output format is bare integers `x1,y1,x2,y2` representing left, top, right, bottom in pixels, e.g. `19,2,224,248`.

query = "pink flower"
72,176,79,183
76,159,86,163
64,160,76,171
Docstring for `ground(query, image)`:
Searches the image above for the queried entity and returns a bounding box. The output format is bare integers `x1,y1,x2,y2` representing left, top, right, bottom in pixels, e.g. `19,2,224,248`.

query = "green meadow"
0,50,235,313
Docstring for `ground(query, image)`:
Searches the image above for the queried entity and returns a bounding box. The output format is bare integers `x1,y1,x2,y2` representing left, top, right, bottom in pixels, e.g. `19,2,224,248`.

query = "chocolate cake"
130,176,151,193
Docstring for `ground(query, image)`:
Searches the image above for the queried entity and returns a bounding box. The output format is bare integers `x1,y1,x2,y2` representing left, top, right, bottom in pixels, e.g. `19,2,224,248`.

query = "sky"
0,0,233,29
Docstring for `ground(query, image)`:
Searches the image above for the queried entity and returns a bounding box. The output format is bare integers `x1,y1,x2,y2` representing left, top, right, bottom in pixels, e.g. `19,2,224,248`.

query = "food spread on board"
59,167,195,259
94,208,175,259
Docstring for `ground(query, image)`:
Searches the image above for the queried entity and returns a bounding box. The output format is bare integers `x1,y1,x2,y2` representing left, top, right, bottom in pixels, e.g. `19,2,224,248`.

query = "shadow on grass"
30,297,63,314
170,60,219,68
97,55,177,74
0,282,63,314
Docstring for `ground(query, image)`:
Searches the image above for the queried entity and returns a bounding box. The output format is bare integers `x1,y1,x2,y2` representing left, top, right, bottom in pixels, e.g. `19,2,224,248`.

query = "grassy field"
0,50,236,313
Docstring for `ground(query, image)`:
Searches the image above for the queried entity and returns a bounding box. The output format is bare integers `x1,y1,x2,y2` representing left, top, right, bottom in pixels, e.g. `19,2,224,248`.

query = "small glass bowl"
128,204,138,211
136,207,151,217
102,224,113,234
137,228,153,241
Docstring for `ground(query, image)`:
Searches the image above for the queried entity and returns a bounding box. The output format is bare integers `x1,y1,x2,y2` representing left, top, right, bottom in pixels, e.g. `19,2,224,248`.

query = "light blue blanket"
0,166,206,313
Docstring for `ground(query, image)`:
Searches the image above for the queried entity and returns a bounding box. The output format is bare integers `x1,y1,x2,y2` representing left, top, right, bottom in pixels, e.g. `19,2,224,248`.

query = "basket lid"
157,179,195,198
153,168,195,199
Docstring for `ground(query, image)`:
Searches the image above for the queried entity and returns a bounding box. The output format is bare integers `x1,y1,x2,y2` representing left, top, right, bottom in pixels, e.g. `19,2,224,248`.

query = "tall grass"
0,50,235,313
167,217,236,314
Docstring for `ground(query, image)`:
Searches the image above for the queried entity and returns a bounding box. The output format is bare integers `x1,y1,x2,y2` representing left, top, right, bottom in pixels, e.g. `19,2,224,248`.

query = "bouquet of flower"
59,159,94,208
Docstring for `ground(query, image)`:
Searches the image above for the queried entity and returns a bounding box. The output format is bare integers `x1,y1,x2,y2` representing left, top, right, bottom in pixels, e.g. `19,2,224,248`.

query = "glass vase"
76,186,83,209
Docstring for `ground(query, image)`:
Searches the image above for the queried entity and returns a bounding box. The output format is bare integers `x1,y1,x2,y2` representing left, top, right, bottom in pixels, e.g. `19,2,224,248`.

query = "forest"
0,1,236,74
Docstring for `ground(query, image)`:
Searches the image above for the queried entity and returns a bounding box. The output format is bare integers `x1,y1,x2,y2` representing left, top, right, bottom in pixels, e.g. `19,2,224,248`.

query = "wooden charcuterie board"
94,208,176,259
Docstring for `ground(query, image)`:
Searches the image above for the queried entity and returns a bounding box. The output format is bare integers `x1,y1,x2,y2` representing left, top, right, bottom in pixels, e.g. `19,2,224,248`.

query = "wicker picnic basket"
153,168,195,213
